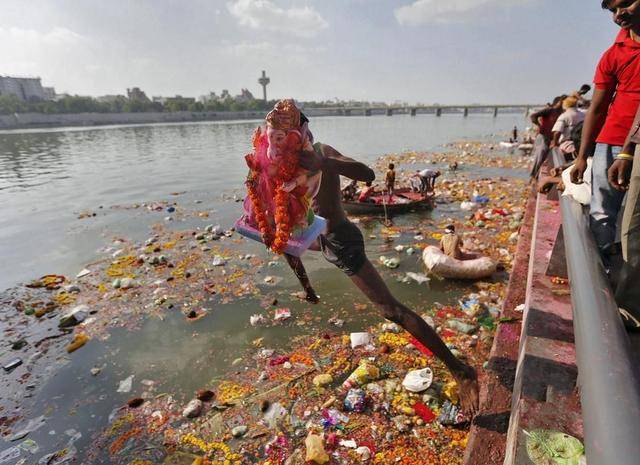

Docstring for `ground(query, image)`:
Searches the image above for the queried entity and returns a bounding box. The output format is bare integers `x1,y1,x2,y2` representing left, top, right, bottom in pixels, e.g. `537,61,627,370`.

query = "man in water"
273,103,479,415
440,224,478,260
412,168,441,194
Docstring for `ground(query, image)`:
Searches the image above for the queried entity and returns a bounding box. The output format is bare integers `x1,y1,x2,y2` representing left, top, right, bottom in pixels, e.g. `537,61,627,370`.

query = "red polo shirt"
594,28,640,146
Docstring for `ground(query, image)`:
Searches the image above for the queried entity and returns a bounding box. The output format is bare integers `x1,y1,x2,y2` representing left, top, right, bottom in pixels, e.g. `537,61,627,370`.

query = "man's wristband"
616,153,634,161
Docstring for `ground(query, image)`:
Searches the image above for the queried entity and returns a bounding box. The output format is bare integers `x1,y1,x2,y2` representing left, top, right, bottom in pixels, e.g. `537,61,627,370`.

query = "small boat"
342,188,433,215
422,246,497,280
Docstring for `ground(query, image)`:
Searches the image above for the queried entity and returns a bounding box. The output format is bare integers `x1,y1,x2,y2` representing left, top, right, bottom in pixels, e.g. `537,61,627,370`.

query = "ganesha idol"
237,99,325,256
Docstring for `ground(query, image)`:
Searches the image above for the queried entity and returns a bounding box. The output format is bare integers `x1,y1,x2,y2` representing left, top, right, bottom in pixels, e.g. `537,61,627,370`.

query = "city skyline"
0,0,622,104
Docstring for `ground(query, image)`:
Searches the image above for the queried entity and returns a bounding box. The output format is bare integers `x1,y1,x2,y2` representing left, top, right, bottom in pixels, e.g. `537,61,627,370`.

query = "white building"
0,76,54,101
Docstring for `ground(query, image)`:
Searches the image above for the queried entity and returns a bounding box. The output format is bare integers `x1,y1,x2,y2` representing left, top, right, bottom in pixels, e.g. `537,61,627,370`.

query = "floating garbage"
212,255,226,266
402,368,434,392
379,256,400,269
313,374,333,388
3,358,22,372
344,388,366,412
250,314,266,326
66,333,89,353
343,359,380,389
182,399,203,418
58,305,89,328
350,332,371,349
525,430,585,465
447,319,477,334
305,433,330,464
117,375,134,393
406,272,430,284
274,308,291,322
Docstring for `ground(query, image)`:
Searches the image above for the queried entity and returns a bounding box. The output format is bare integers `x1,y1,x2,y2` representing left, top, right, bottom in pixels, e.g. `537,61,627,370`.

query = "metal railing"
552,148,640,464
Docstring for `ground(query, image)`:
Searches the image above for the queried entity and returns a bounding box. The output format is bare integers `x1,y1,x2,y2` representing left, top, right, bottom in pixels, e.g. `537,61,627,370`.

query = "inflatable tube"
422,246,497,280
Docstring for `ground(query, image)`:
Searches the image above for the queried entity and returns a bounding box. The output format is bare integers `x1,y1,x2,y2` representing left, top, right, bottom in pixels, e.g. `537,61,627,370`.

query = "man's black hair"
389,163,395,169
579,84,592,94
445,224,455,232
552,95,568,105
300,113,309,124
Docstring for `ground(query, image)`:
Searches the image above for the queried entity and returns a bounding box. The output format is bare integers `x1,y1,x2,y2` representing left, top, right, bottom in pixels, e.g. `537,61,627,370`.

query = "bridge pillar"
345,109,351,116
364,109,371,116
386,108,393,116
436,107,442,117
463,107,469,117
493,107,499,117
410,108,417,116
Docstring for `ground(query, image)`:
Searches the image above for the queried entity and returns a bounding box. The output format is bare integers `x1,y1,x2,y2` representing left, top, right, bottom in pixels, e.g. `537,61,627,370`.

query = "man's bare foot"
305,288,320,304
455,365,479,417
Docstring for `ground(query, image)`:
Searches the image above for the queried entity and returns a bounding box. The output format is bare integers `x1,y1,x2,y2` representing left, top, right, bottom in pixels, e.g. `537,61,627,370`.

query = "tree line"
0,94,344,115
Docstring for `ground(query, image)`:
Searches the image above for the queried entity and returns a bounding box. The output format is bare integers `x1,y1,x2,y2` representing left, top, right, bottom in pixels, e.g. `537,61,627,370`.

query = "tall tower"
258,70,270,103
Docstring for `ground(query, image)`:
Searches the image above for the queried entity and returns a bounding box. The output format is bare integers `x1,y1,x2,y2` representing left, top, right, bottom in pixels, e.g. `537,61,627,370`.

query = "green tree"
0,94,27,114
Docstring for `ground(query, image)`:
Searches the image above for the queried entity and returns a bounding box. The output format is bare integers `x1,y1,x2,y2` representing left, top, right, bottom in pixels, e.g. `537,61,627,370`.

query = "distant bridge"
303,104,543,118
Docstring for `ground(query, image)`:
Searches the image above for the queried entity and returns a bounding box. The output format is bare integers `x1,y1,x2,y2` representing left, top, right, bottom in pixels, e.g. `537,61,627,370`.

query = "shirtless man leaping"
268,100,479,415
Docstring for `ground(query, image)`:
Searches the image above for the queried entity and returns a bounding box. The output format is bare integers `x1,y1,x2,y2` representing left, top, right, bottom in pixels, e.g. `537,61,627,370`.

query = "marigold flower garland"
245,132,303,255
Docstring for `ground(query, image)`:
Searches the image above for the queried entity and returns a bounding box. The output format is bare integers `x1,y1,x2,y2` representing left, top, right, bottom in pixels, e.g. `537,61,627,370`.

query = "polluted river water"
0,114,530,464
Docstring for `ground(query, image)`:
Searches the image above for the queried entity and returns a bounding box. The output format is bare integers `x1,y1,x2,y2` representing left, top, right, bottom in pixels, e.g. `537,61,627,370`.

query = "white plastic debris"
402,368,434,393
212,255,226,266
350,332,371,349
76,268,91,278
405,272,430,284
250,314,267,326
117,375,134,393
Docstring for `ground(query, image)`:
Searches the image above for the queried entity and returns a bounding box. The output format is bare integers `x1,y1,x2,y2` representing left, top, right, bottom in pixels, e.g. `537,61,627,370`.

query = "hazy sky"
0,0,622,104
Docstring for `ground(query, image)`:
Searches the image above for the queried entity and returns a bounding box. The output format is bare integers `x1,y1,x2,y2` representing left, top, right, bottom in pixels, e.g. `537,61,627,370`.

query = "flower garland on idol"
244,100,307,254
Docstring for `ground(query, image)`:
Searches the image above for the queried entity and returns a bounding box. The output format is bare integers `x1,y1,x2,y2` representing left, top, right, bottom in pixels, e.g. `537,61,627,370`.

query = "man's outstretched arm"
300,144,375,182
571,87,615,183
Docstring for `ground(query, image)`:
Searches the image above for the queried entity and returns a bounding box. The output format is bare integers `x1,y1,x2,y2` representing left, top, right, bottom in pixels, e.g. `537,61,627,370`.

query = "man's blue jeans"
590,144,625,260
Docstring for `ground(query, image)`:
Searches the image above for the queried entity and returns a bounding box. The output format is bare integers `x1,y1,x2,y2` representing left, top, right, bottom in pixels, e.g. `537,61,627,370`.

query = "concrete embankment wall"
0,111,269,130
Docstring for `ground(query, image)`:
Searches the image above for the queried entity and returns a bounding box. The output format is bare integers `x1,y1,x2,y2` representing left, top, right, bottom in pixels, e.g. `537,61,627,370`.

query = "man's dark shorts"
319,220,367,276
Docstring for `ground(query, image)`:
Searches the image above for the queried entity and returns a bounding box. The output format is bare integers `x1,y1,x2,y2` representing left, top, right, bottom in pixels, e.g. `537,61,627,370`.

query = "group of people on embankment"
530,0,640,329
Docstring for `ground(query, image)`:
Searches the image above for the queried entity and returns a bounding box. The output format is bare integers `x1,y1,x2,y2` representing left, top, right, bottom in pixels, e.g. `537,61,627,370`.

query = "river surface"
0,114,526,464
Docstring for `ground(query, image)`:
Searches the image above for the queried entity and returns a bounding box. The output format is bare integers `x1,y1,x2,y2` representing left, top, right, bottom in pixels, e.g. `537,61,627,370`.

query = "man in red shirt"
571,0,640,269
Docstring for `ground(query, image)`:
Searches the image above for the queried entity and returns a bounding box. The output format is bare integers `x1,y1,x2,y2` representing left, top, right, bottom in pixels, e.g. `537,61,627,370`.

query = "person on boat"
357,181,376,203
341,180,358,201
512,126,519,142
440,225,479,261
385,163,396,201
412,169,441,194
266,100,479,415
